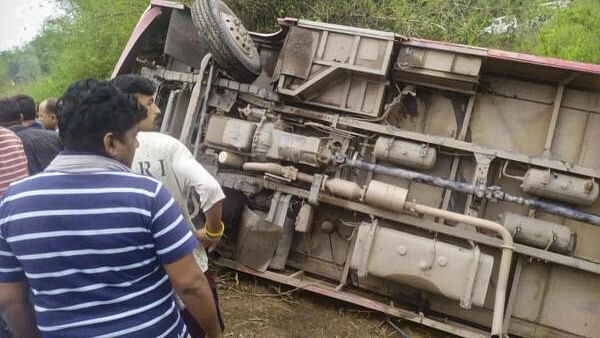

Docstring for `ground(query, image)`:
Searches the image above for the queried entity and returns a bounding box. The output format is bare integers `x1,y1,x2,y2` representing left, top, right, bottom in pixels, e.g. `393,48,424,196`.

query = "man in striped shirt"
0,80,223,338
0,126,28,198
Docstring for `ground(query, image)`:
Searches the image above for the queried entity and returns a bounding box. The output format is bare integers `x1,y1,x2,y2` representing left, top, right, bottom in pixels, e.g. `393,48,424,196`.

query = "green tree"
1,0,148,100
519,0,600,63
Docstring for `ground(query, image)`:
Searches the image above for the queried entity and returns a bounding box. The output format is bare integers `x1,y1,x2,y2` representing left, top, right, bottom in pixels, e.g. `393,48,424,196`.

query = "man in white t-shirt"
112,75,225,337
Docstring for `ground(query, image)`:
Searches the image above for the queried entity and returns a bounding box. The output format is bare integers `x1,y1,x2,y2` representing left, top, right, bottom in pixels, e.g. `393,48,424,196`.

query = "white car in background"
484,0,571,34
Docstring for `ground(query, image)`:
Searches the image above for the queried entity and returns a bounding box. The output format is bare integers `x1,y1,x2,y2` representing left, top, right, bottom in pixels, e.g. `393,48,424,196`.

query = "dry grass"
214,267,454,338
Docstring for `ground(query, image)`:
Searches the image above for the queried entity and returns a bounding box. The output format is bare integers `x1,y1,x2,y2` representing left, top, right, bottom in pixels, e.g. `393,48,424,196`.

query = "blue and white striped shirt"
0,170,198,337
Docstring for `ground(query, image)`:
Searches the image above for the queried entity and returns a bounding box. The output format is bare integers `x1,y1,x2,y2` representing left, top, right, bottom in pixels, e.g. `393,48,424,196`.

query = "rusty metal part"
217,151,244,168
274,130,327,166
521,168,599,206
178,53,213,146
276,21,394,117
350,224,494,307
499,212,575,253
164,8,209,70
193,56,216,156
502,256,524,336
363,180,408,212
205,115,257,152
242,162,312,183
217,172,600,337
323,178,363,201
235,206,281,272
220,12,254,56
409,203,514,338
295,203,314,233
242,175,600,276
341,157,600,225
160,89,180,133
267,192,294,270
240,94,600,179
251,121,329,167
215,78,280,102
374,136,437,169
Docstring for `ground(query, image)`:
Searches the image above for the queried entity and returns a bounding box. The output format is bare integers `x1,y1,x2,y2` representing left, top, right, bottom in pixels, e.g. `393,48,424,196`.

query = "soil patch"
215,267,456,338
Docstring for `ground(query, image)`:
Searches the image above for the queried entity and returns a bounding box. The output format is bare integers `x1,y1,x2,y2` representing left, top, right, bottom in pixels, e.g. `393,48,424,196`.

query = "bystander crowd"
0,98,62,175
0,79,223,338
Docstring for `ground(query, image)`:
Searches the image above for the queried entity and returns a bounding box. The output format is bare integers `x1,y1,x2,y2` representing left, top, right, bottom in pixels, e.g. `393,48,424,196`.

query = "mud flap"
235,205,282,272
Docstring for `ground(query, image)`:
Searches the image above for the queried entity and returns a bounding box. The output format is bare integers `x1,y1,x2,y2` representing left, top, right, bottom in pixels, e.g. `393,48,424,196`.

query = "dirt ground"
215,267,456,338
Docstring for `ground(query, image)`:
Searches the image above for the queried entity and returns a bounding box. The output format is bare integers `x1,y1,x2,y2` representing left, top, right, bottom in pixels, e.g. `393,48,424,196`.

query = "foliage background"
1,0,599,101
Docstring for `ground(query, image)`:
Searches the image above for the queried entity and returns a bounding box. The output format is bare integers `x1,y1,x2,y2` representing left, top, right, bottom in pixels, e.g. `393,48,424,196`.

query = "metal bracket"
207,88,238,112
266,192,294,270
356,218,379,278
502,256,525,335
331,113,340,129
264,172,293,183
336,226,358,291
460,245,481,309
160,89,180,133
464,153,495,218
179,53,213,146
215,78,280,102
308,174,325,206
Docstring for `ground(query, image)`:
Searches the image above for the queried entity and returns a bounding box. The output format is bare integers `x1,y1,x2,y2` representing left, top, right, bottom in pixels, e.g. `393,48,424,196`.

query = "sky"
0,0,66,51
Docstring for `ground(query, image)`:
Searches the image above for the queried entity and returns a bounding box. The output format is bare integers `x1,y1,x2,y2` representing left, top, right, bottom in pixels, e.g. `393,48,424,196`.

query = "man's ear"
103,132,118,158
19,113,24,124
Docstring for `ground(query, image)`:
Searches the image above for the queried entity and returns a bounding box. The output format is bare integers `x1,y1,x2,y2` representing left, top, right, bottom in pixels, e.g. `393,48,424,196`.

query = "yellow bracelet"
205,221,225,238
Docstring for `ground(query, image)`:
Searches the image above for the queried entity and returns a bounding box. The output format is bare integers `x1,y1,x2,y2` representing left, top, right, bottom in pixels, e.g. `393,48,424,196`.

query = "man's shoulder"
0,126,18,136
8,171,163,194
17,126,58,140
138,131,180,144
29,128,59,138
136,132,188,156
0,127,21,143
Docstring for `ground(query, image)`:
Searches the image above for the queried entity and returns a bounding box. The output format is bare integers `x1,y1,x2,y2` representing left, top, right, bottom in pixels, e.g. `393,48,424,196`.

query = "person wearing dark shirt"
11,94,42,129
0,98,62,174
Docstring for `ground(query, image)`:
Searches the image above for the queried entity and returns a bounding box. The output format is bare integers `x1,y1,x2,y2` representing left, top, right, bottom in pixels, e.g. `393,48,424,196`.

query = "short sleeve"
0,233,25,282
151,184,199,264
171,143,225,212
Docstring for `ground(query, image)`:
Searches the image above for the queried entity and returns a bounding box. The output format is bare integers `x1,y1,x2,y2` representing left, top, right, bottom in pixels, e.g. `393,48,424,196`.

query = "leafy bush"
518,0,600,63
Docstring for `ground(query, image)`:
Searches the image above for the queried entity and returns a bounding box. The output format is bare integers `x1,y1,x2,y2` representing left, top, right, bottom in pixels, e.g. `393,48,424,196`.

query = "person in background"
0,126,28,198
0,98,62,175
112,74,226,338
38,98,59,131
0,125,29,338
0,79,223,338
11,95,42,129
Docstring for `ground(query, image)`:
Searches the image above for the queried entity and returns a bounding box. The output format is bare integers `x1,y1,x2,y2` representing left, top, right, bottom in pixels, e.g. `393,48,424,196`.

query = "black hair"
0,98,22,125
11,94,36,120
110,74,157,96
58,79,147,153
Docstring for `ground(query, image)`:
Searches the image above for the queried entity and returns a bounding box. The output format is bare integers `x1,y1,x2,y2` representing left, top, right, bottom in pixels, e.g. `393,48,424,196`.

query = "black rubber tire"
191,0,261,83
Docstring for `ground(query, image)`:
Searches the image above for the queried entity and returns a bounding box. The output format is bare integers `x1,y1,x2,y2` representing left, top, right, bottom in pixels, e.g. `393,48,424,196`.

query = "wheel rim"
220,11,256,58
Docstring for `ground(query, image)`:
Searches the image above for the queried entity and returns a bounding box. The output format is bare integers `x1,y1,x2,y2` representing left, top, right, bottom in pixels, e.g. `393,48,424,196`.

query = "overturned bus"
113,1,600,337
